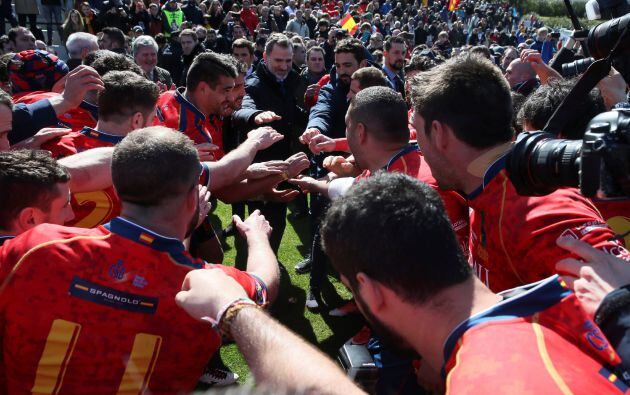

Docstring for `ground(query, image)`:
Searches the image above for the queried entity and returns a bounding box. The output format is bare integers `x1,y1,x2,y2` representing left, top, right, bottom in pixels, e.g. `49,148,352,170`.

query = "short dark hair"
179,28,198,42
348,86,408,144
112,126,200,206
306,46,325,60
102,27,126,48
90,51,143,76
351,67,388,89
321,172,470,304
264,33,292,55
334,38,366,63
404,55,437,73
232,38,254,55
517,78,606,139
186,51,237,90
0,150,70,229
410,54,513,148
470,45,492,60
7,27,30,44
384,35,406,51
98,71,159,122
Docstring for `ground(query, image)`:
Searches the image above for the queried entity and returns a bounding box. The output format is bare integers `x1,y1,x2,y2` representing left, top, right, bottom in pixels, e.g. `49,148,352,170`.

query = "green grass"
201,201,364,386
539,15,600,30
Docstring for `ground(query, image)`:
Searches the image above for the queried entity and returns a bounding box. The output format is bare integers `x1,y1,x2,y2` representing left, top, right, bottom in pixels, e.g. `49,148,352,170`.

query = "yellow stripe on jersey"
532,314,573,395
117,333,162,395
498,173,526,285
0,234,113,297
32,319,82,394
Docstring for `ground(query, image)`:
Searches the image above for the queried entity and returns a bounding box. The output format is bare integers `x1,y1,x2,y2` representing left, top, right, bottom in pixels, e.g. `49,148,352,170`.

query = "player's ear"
357,123,367,144
16,207,42,233
356,272,384,313
130,112,144,130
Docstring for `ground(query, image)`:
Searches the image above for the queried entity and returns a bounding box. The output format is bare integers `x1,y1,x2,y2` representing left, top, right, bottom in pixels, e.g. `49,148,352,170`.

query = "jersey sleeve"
41,134,79,159
517,193,629,284
204,263,268,306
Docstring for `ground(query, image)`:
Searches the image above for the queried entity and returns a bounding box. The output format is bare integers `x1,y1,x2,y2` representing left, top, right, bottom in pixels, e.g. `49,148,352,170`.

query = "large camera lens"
561,57,595,78
588,13,630,59
506,132,582,196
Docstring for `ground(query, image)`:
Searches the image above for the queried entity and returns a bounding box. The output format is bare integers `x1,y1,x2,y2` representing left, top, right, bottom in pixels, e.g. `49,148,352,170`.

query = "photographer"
409,54,629,294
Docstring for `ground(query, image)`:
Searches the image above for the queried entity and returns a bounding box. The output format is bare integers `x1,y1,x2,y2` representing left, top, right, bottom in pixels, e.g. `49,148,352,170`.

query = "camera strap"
544,22,629,136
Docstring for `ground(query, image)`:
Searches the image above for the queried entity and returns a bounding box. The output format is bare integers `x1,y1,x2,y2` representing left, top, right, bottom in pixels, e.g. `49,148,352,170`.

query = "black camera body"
507,109,630,198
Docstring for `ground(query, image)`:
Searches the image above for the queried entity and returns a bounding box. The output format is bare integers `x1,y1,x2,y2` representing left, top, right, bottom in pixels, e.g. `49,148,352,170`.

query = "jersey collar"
104,216,185,254
384,143,419,171
466,153,508,200
175,87,206,121
441,275,571,378
80,127,125,144
79,100,99,121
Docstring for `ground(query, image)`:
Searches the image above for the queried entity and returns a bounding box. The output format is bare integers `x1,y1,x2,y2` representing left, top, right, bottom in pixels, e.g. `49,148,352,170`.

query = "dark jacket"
182,1,204,25
149,66,173,86
306,67,350,139
180,44,205,86
233,62,307,162
595,285,630,372
158,40,182,86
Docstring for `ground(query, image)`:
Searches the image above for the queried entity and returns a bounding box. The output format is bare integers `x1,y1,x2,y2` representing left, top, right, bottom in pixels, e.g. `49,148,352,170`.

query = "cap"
8,50,69,94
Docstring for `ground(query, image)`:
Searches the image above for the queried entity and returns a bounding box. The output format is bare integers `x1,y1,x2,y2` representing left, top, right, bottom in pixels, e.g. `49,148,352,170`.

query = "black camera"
506,109,630,198
561,57,595,78
587,12,630,83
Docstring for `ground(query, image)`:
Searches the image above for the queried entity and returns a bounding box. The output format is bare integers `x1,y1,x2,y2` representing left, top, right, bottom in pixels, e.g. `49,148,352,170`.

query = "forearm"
58,147,114,192
245,234,279,302
213,175,284,203
205,140,260,191
47,94,76,117
232,307,364,394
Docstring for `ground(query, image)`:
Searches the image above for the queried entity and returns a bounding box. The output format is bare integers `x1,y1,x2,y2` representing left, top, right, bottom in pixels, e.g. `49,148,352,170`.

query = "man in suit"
133,35,173,86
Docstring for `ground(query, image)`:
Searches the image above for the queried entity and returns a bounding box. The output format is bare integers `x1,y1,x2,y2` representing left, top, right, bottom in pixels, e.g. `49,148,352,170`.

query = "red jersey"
0,217,267,394
356,144,469,249
154,88,225,159
13,91,98,132
468,154,629,292
42,127,123,228
592,198,630,248
444,276,628,394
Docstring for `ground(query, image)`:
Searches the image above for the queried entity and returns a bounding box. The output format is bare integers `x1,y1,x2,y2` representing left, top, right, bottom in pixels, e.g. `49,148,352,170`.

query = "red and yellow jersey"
42,127,123,228
467,155,629,292
13,91,98,132
154,88,225,159
0,217,267,394
444,276,629,394
591,198,630,248
356,144,470,249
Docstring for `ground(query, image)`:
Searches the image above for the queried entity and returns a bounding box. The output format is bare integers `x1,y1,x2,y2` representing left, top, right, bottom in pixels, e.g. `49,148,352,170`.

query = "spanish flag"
339,14,358,35
448,0,460,11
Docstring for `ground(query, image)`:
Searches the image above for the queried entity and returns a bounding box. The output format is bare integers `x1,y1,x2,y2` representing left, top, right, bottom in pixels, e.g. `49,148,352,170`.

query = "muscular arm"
213,174,284,204
204,127,283,191
58,147,113,192
233,307,365,394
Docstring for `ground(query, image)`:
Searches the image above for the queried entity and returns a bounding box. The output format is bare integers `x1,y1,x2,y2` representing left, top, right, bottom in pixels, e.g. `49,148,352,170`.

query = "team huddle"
0,0,629,392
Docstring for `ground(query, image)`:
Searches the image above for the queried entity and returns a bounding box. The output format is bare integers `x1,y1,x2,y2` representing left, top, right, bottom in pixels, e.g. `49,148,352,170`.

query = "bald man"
504,58,539,96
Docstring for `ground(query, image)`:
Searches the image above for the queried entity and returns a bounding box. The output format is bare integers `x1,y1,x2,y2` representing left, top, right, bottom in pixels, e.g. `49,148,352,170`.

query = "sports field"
201,201,364,387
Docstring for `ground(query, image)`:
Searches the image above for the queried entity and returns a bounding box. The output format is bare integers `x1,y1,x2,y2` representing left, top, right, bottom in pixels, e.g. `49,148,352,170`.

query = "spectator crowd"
0,0,629,393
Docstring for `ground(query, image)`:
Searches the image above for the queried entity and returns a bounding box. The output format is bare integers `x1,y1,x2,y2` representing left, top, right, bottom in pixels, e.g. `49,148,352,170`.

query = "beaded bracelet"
218,300,260,338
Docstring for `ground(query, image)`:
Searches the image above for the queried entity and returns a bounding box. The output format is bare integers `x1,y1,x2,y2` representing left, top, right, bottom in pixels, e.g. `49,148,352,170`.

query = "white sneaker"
305,291,319,309
199,367,239,386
